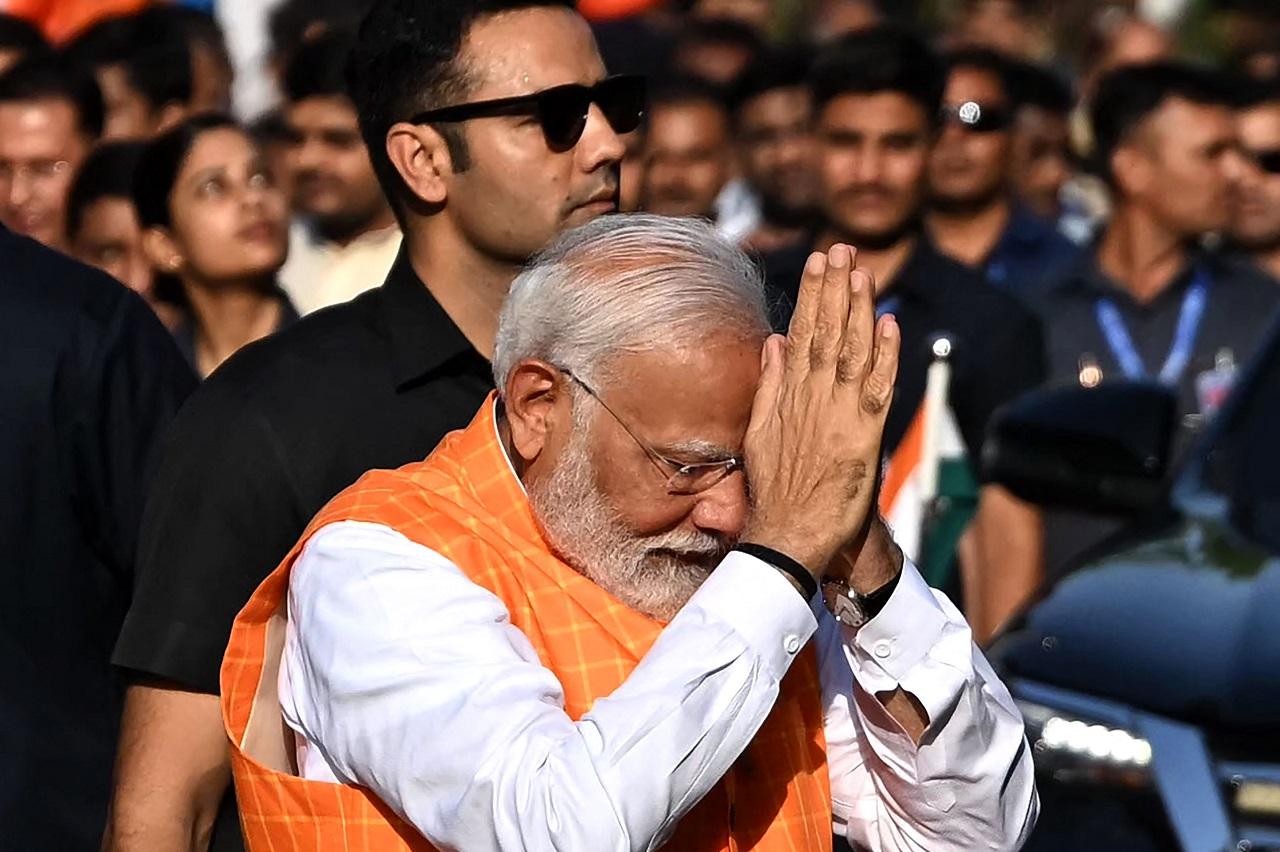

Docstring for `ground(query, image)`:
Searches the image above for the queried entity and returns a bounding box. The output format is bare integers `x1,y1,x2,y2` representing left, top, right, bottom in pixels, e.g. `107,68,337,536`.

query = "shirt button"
873,640,893,659
783,634,801,654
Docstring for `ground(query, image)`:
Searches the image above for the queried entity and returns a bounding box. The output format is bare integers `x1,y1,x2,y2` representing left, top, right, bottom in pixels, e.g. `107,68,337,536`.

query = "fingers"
785,252,826,375
748,334,786,435
862,315,900,416
808,244,853,372
836,265,876,385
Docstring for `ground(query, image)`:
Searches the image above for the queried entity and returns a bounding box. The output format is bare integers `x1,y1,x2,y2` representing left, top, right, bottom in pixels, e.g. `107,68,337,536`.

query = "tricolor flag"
878,338,977,586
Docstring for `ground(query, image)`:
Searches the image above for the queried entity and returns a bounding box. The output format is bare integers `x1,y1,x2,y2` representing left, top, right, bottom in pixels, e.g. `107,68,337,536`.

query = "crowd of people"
3,0,1280,849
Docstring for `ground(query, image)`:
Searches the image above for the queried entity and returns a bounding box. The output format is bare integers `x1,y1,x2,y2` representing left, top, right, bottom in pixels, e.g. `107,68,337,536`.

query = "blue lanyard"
1093,268,1211,385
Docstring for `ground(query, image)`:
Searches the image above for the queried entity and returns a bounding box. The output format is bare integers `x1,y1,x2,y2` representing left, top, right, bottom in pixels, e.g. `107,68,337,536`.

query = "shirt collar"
881,232,944,301
1058,246,1212,311
379,248,484,389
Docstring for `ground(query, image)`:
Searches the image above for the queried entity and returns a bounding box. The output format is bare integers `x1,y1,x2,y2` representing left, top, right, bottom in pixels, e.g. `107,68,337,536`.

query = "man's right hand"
741,243,900,579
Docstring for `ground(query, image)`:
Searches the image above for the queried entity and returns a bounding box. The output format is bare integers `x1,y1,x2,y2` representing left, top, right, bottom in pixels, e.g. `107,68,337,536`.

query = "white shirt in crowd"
278,221,402,316
279,514,1038,851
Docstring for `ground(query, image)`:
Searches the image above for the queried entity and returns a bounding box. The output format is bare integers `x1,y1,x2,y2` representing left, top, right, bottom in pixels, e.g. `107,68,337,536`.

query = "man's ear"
142,226,183,274
1111,144,1148,197
504,360,569,465
386,121,455,206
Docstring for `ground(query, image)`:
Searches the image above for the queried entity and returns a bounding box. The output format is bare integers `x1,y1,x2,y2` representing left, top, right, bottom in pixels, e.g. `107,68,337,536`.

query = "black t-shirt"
761,236,1046,462
112,251,493,851
1032,250,1280,578
0,227,197,849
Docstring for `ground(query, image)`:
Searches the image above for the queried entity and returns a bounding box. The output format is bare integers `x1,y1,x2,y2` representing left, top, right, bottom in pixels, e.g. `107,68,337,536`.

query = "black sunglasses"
1247,147,1280,175
409,74,646,153
940,101,1012,133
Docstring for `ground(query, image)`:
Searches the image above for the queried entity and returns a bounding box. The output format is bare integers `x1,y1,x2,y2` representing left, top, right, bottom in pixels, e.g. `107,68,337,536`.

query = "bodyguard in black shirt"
105,1,636,848
1033,63,1280,578
761,27,1045,642
0,225,195,849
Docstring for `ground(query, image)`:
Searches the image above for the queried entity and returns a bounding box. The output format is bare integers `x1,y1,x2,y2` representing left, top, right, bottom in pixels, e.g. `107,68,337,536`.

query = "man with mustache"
761,27,1046,643
925,48,1078,294
641,79,733,223
106,0,633,848
276,29,401,315
223,214,1038,850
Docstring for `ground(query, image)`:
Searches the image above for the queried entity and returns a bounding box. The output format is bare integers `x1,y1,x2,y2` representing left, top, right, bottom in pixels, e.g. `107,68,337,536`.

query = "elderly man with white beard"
221,214,1038,852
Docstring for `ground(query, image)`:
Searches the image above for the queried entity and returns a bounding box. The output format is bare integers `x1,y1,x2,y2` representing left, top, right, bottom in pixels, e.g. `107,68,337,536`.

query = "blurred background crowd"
3,0,1280,849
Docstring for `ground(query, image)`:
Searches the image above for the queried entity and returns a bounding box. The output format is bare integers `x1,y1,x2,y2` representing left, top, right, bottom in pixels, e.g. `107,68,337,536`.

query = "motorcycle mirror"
981,382,1177,515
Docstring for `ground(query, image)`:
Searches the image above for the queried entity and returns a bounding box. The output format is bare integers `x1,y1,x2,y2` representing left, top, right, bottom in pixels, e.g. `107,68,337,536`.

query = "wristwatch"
822,571,900,629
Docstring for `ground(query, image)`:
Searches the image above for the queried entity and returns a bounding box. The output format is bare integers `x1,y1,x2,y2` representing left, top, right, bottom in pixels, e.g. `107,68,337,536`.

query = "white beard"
526,412,730,622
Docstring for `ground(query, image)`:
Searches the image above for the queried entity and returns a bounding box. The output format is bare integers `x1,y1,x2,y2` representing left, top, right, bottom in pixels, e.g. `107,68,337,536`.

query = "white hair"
493,214,771,392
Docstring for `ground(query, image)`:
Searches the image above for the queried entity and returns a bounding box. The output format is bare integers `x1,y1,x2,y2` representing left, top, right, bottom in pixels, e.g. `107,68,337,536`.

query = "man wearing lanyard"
1035,62,1280,578
760,26,1046,643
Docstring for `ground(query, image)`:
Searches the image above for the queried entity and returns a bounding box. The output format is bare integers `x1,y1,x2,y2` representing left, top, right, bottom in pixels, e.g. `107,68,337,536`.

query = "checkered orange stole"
223,394,831,851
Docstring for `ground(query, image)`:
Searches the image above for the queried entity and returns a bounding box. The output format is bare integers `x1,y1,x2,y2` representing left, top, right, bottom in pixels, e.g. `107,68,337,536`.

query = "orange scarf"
222,394,832,851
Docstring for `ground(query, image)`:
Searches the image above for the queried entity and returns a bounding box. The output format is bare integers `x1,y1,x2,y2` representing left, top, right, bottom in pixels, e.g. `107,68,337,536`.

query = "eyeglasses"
1246,147,1280,175
557,366,743,496
940,101,1013,133
409,75,647,153
0,159,71,185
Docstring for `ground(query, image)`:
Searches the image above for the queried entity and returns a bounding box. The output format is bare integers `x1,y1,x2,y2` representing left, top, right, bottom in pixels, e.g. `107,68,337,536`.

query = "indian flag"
878,338,977,587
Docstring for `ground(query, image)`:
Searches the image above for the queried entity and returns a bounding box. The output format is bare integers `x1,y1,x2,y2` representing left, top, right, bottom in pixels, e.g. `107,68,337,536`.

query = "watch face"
822,581,866,628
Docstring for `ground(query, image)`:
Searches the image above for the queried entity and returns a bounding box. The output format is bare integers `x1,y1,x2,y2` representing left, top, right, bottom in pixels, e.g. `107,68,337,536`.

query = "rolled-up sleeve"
818,561,1038,851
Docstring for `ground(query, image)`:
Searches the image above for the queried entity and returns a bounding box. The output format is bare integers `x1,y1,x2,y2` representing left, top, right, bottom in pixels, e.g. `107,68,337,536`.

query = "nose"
688,471,749,540
576,102,627,173
5,169,32,207
854,148,885,184
294,136,326,173
1222,148,1249,185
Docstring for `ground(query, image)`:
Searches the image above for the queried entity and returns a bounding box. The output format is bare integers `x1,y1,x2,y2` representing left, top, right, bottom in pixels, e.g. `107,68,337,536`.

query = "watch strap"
734,542,818,601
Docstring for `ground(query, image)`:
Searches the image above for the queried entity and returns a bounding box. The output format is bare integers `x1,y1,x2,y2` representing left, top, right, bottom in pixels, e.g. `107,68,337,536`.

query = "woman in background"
135,113,295,377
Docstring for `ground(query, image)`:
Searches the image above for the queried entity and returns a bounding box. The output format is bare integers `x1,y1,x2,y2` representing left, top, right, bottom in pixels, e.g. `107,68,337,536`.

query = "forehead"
944,66,1007,104
739,86,811,124
650,100,729,137
0,98,79,146
819,91,929,134
181,128,256,172
603,335,763,449
1142,96,1234,148
462,7,605,99
79,196,139,233
1237,102,1280,148
288,96,359,128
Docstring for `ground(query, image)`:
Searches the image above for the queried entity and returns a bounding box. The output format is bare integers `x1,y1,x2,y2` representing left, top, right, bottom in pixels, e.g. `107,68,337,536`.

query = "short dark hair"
163,6,232,70
1091,61,1232,182
134,113,239,229
283,28,354,103
651,75,731,114
1006,59,1073,114
0,55,104,138
944,46,1015,103
0,13,50,57
66,141,146,238
269,0,374,64
347,0,573,219
62,12,193,114
676,17,764,57
1234,75,1280,111
810,25,945,121
730,46,812,115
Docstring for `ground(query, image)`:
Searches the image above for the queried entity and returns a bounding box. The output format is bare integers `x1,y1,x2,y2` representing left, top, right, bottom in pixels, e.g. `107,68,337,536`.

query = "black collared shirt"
1032,250,1280,578
112,251,492,851
1,227,196,849
1035,250,1280,448
762,236,1046,461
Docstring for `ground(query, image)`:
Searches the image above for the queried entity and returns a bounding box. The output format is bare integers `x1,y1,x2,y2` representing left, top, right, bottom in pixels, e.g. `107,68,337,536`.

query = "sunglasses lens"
598,76,647,135
1258,151,1280,174
949,102,1010,133
538,87,590,152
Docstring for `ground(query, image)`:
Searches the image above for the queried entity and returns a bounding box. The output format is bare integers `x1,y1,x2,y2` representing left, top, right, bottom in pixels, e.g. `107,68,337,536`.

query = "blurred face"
737,85,817,218
287,95,388,239
1010,105,1071,220
619,129,644,212
524,335,760,620
1232,102,1280,251
438,8,625,263
928,66,1012,210
71,196,154,300
674,42,756,88
642,100,731,219
158,127,289,284
0,98,90,249
97,64,159,141
957,0,1036,58
691,0,772,34
817,91,931,246
1119,97,1244,238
